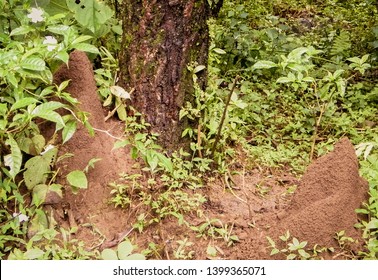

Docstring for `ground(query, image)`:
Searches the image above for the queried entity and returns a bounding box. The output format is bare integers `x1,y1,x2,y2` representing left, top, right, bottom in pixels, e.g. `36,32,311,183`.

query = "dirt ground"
43,51,369,260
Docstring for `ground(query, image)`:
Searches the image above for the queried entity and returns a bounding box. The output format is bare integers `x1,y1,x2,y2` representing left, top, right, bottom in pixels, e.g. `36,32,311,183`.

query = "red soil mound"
275,137,368,252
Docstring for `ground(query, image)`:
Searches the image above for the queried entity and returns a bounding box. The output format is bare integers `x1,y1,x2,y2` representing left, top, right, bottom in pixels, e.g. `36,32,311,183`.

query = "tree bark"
119,0,222,151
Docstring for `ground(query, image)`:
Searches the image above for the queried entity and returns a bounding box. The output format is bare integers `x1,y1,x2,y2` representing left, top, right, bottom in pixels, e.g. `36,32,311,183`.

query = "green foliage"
267,231,332,260
101,240,145,260
0,1,102,259
355,140,378,259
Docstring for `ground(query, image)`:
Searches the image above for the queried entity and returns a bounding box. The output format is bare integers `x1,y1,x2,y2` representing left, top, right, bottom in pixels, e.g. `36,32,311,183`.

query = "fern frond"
330,30,351,57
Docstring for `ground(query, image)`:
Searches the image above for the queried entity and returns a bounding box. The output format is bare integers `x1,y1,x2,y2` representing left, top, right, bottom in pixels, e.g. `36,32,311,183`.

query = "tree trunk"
119,0,222,151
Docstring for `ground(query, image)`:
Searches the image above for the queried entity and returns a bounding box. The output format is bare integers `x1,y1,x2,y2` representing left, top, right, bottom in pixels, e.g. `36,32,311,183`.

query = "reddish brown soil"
44,51,368,259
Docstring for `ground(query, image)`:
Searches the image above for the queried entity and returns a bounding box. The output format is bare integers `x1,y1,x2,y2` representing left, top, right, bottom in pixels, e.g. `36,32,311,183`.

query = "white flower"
43,36,58,51
27,8,44,23
13,213,29,223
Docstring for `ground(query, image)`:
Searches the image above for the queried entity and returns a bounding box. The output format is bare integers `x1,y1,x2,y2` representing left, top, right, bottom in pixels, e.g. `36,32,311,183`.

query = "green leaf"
24,148,58,190
276,77,293,83
32,184,48,207
43,0,70,15
66,0,114,33
32,101,66,126
21,57,46,71
367,219,378,229
55,51,70,64
67,170,88,189
117,241,133,260
10,97,39,112
32,101,66,115
4,136,22,179
207,245,217,257
213,48,226,54
116,101,127,121
110,86,131,99
113,140,130,150
71,35,93,45
298,249,310,259
62,120,77,144
24,248,44,260
288,47,309,59
10,26,33,36
71,43,99,54
146,151,159,172
156,152,173,174
101,249,118,260
194,65,206,73
252,60,277,70
36,111,65,127
28,209,48,238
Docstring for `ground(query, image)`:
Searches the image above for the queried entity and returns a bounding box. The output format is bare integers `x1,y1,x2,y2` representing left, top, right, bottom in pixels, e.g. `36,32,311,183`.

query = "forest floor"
44,51,369,260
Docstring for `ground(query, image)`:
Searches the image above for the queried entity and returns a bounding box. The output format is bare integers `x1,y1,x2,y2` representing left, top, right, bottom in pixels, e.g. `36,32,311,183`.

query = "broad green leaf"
113,140,130,150
28,209,48,238
6,72,18,88
117,241,133,260
32,184,48,207
67,170,88,189
24,148,58,190
71,35,93,45
116,101,127,121
298,249,310,259
4,136,22,179
21,57,46,71
276,77,293,83
146,151,159,172
207,245,217,257
10,26,33,36
156,153,173,174
31,135,46,155
43,0,70,15
18,134,46,155
0,119,7,130
62,120,77,144
361,54,370,63
213,48,226,54
47,25,69,35
66,0,114,33
10,97,39,111
24,248,44,260
32,101,66,115
101,249,118,260
35,111,65,127
347,56,361,64
72,43,99,54
0,103,7,115
194,65,206,73
288,47,309,59
55,51,70,64
252,60,277,70
110,86,131,99
367,219,378,229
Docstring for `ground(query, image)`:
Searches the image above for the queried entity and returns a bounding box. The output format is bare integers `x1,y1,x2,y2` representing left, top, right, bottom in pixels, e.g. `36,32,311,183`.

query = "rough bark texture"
119,0,222,151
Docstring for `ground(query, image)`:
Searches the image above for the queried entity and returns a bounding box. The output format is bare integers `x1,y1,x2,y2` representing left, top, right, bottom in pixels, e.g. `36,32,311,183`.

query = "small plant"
101,239,145,260
191,218,239,246
173,238,195,260
267,231,331,260
141,242,164,259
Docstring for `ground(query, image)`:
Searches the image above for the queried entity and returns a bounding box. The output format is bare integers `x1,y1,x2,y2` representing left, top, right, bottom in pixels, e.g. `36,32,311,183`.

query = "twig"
211,75,239,159
92,127,124,140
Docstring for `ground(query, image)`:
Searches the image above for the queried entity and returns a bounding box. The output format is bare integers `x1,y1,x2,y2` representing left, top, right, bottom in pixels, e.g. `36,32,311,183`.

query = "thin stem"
210,75,239,159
